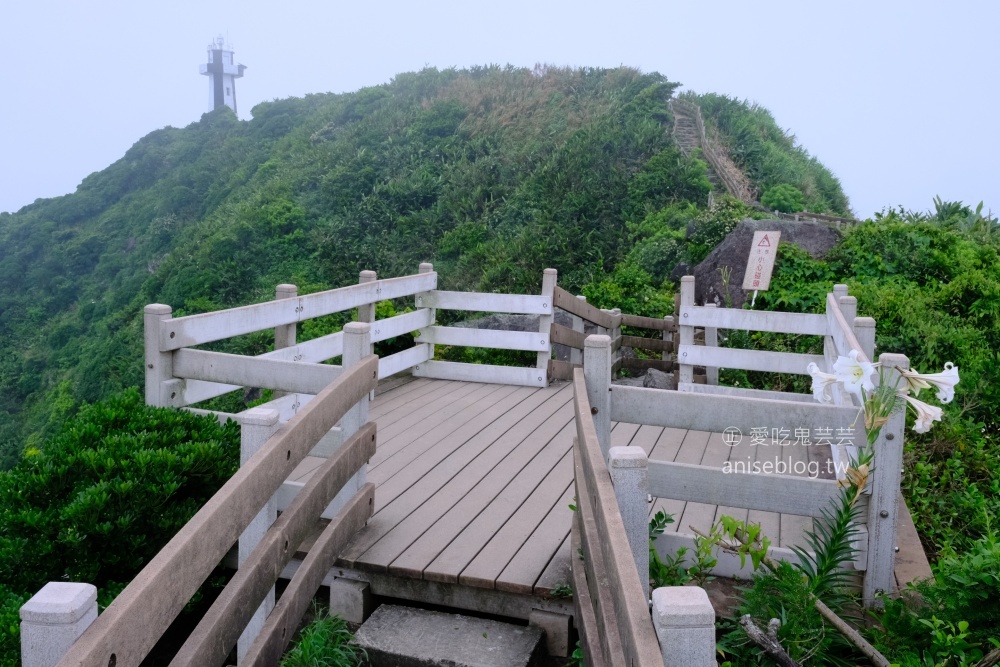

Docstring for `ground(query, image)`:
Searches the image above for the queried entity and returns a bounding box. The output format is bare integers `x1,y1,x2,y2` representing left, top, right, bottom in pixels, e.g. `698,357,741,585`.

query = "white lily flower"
807,362,839,403
900,363,960,404
901,393,943,433
832,349,876,398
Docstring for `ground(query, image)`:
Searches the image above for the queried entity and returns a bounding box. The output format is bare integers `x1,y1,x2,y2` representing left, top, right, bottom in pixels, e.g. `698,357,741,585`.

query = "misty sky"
1,0,996,219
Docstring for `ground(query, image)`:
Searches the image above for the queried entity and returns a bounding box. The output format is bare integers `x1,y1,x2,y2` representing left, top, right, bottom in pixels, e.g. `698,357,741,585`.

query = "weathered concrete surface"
692,218,841,308
352,605,545,667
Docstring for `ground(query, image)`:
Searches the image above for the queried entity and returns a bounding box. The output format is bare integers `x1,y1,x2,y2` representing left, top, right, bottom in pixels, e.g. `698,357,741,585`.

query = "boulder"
690,218,841,308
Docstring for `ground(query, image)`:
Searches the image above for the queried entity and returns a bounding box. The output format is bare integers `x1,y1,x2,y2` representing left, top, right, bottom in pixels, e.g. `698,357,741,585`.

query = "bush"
281,609,365,667
761,184,805,213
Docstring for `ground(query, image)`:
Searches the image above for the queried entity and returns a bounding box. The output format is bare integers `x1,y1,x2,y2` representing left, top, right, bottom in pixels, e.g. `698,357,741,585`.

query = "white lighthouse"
199,36,246,114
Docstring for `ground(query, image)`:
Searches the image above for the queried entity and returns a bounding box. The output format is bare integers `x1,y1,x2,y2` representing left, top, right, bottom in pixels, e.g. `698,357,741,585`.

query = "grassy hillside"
0,65,847,466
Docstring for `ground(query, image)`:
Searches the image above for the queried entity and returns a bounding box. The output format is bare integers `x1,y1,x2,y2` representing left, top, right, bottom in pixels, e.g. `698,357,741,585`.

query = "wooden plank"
420,418,575,583
60,358,378,667
370,381,467,429
241,485,374,667
417,290,552,315
548,359,579,381
620,335,673,353
173,348,343,395
570,512,606,667
369,378,451,420
161,273,436,351
414,326,550,351
498,482,573,595
648,459,843,518
621,314,675,331
413,360,547,387
573,375,663,667
679,306,828,335
679,382,815,403
574,443,624,667
374,383,506,453
894,494,932,587
372,309,434,343
678,431,729,539
378,389,575,579
611,385,862,436
534,532,572,596
678,344,823,376
550,323,587,350
169,427,376,667
552,286,615,328
377,344,431,379
351,386,550,573
369,384,525,491
460,454,573,589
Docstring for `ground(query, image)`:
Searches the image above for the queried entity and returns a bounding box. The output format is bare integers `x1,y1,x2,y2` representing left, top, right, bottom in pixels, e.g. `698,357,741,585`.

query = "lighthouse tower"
199,36,246,114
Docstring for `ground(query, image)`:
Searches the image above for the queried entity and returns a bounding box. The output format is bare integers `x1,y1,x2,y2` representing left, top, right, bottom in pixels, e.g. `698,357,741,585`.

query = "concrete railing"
572,363,716,667
26,340,380,667
585,276,906,608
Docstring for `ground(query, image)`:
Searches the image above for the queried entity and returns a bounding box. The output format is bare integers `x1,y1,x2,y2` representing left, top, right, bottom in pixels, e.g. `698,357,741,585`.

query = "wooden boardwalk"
288,376,841,605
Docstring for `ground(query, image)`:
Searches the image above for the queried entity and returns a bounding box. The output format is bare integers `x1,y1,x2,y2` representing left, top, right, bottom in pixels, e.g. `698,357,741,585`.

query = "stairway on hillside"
670,99,723,192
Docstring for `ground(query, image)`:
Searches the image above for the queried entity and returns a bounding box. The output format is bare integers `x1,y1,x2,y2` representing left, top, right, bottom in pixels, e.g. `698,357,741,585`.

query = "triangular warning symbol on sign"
758,234,771,247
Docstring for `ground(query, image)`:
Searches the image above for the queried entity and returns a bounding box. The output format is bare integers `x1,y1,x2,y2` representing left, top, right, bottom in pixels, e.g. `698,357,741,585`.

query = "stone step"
352,605,545,667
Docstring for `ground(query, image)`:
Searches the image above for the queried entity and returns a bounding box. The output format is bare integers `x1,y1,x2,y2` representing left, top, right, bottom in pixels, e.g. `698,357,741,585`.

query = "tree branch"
739,615,801,667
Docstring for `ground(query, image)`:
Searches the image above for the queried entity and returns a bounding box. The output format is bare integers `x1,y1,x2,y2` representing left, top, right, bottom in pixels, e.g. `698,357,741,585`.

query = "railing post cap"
651,586,714,627
344,322,372,335
584,334,612,348
576,295,587,301
240,407,280,426
144,304,172,315
418,262,434,273
20,582,97,624
855,316,876,328
543,268,557,276
609,445,648,468
359,270,377,280
833,283,849,294
839,295,857,305
276,283,297,291
878,352,909,368
681,275,695,283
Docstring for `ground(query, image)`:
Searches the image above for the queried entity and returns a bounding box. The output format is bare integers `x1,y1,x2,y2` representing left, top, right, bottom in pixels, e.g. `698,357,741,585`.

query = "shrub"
0,388,240,594
761,184,805,213
281,609,365,667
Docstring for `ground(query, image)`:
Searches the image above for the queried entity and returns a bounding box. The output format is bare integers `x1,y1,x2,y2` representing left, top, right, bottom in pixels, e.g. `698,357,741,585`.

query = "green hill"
0,65,846,465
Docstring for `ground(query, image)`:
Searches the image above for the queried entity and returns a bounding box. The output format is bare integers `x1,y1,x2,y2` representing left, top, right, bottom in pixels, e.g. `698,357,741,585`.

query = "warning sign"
742,231,781,291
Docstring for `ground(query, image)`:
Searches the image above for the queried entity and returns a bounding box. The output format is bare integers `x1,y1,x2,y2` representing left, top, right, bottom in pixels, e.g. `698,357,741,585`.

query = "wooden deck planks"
421,419,575,584
499,483,574,595
461,452,574,589
342,386,567,571
534,531,573,596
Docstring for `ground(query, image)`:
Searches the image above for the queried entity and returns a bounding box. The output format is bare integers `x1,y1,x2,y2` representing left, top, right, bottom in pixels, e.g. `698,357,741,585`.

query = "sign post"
742,231,781,306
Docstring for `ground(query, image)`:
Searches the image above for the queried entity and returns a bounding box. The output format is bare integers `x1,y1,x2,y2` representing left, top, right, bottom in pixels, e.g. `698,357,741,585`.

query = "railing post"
583,335,612,459
358,271,378,399
237,407,281,662
274,284,297,401
144,304,173,407
609,446,649,597
610,308,622,367
418,263,436,361
838,295,858,329
324,322,372,519
864,352,907,608
678,276,695,386
537,269,557,382
651,587,716,667
20,582,97,667
703,303,718,385
833,283,849,301
855,316,876,362
570,296,586,366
